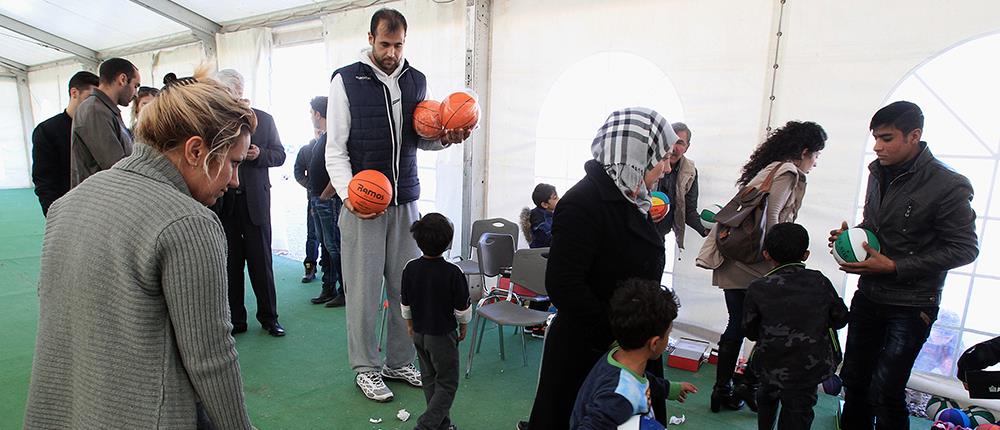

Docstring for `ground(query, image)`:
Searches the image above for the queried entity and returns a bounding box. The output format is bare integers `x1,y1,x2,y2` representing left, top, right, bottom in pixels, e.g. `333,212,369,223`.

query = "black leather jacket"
857,143,978,307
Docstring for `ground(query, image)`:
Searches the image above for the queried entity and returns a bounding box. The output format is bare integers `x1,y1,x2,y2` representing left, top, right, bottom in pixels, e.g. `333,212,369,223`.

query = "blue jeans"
840,289,938,430
311,196,344,294
305,198,330,269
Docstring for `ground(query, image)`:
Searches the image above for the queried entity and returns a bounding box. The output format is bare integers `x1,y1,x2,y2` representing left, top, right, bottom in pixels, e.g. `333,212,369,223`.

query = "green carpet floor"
0,187,931,429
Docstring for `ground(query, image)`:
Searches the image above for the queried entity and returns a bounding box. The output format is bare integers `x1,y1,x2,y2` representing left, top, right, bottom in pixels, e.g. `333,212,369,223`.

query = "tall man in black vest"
215,69,288,337
325,8,470,402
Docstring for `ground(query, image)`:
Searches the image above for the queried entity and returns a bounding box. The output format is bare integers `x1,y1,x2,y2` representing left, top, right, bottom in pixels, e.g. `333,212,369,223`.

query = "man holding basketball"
325,8,470,402
832,101,978,430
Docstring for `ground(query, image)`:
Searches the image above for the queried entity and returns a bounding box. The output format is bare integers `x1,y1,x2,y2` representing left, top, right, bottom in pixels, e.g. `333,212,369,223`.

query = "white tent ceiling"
0,0,368,70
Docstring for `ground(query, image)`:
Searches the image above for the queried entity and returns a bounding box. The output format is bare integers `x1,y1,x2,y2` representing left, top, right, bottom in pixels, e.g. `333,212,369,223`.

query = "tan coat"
671,156,698,249
696,161,807,289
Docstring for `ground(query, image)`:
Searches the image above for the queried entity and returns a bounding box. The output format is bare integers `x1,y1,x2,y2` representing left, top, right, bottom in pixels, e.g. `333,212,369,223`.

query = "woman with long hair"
25,66,258,429
698,121,827,413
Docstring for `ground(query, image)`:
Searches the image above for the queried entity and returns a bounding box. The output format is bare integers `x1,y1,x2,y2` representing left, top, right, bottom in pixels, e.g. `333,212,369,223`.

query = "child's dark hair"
763,222,809,264
410,213,453,257
531,183,557,207
609,279,679,350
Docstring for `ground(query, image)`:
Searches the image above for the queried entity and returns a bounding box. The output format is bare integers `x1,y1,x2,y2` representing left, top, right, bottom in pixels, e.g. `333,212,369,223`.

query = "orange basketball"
348,170,393,215
439,91,479,131
413,100,444,139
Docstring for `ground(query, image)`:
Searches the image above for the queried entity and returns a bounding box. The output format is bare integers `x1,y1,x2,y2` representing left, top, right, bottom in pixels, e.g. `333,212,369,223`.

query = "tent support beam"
461,0,492,257
128,0,220,58
0,13,98,68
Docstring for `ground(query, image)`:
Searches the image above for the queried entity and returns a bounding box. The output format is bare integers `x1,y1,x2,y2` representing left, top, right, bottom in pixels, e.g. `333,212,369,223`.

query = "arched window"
534,52,684,281
846,32,1000,377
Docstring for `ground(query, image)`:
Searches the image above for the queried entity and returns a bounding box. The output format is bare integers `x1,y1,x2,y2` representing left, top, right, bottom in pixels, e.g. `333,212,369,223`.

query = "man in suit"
32,70,99,216
215,69,288,337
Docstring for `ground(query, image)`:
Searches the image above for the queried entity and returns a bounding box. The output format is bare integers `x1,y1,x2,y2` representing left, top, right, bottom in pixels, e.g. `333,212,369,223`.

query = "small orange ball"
413,100,444,139
439,92,479,130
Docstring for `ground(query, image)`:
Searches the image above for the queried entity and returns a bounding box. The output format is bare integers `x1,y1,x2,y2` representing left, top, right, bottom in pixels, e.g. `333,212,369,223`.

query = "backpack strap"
758,163,785,193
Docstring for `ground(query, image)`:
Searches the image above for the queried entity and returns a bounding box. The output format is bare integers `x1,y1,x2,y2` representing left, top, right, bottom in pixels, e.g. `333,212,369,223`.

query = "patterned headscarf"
591,108,678,214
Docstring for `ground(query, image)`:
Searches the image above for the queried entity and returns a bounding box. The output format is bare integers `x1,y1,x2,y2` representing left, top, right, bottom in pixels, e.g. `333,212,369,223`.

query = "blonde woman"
25,67,257,429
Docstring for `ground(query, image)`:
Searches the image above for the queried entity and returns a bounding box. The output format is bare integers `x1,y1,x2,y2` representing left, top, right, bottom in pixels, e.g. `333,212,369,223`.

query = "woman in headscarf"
697,120,827,413
521,108,678,430
25,67,257,429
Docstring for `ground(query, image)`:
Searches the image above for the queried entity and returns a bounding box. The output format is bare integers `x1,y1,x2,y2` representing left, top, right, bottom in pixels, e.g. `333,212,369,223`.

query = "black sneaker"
516,421,529,430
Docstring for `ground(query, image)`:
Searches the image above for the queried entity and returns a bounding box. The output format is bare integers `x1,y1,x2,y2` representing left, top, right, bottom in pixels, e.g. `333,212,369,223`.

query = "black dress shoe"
231,324,247,335
324,294,346,308
265,322,286,337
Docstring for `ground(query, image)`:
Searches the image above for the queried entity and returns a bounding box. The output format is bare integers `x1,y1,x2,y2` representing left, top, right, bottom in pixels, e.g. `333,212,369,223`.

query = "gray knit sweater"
25,143,251,429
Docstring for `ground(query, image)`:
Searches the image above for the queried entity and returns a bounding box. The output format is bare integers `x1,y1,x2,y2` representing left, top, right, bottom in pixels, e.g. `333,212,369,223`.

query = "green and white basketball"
700,204,723,230
833,228,881,264
926,395,960,420
966,406,998,426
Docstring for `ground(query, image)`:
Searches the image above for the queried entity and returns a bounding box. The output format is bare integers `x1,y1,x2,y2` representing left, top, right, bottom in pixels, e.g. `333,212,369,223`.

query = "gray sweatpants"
339,202,421,373
414,331,459,430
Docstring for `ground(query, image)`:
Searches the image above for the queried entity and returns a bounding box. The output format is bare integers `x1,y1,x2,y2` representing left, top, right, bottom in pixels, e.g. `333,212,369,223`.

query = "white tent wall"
323,0,468,252
486,0,999,408
487,0,775,332
27,62,87,125
218,27,274,112
0,77,28,188
122,42,204,128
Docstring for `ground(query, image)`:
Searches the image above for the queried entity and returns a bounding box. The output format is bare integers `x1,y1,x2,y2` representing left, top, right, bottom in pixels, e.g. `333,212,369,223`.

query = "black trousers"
222,192,278,329
757,383,818,430
527,315,666,430
414,331,459,430
840,290,937,430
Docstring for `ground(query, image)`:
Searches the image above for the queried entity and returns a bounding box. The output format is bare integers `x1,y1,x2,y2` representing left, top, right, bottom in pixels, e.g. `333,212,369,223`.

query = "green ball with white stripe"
833,228,881,264
700,204,723,230
925,395,960,420
965,405,997,426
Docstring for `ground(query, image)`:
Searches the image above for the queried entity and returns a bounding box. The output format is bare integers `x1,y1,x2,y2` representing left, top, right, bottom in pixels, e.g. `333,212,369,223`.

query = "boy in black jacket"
401,213,471,430
743,223,849,430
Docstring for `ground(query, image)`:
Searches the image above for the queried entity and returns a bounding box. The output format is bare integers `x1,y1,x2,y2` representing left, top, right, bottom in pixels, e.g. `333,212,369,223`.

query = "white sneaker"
356,371,393,402
381,363,423,387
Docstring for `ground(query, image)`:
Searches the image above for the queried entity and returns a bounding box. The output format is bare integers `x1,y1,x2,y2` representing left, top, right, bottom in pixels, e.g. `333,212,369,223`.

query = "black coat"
529,159,666,430
31,111,72,216
218,109,286,226
547,159,666,331
743,264,849,389
858,143,978,306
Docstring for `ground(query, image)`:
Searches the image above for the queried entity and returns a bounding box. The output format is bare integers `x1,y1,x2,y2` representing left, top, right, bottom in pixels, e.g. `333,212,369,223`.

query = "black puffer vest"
332,60,426,205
